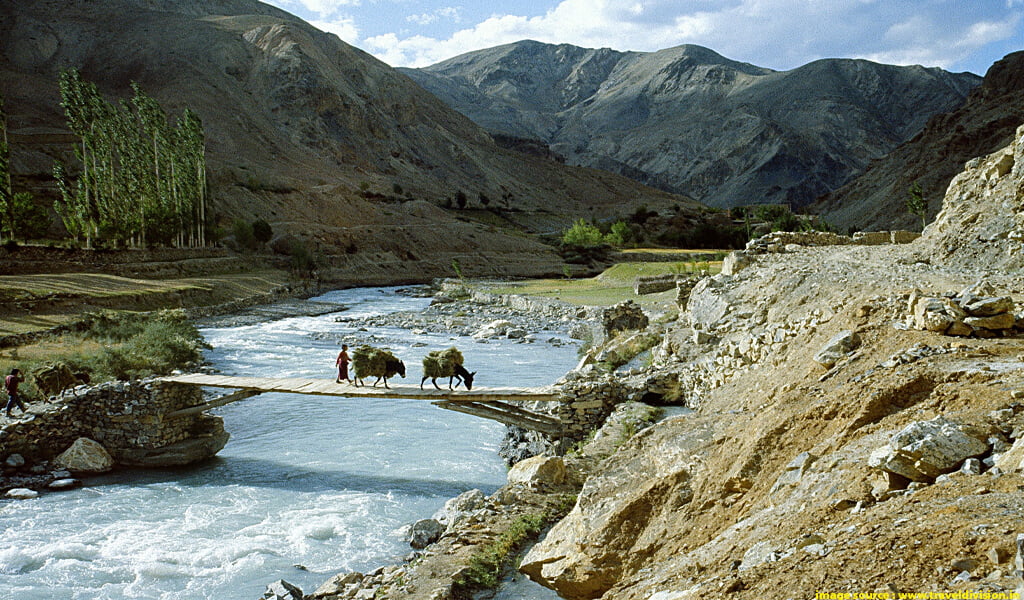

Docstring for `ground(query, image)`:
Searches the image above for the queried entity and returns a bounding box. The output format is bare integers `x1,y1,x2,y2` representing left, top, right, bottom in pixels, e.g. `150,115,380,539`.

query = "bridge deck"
159,373,561,403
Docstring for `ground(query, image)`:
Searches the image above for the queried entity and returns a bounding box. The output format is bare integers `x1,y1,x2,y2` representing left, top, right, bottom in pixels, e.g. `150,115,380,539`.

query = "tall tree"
0,95,11,243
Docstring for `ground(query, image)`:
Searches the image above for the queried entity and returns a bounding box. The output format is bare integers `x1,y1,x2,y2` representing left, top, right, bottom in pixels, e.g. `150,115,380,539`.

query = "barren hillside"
521,127,1024,598
403,40,980,210
814,51,1024,232
1,0,695,281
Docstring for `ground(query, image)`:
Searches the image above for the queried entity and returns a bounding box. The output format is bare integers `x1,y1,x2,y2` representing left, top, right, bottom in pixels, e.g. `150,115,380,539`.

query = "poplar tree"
0,95,11,242
53,69,209,248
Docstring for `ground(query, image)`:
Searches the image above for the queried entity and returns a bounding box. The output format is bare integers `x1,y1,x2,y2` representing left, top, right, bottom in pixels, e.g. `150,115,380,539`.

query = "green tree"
5,192,51,240
561,219,605,249
0,95,10,244
232,218,255,250
906,181,927,230
252,218,273,244
604,220,632,247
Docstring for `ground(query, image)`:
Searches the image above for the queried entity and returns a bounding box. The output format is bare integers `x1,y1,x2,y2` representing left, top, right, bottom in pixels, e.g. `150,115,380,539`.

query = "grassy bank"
477,256,723,308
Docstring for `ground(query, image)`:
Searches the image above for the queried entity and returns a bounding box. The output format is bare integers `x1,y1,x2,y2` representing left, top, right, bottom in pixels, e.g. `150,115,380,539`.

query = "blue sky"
266,0,1023,74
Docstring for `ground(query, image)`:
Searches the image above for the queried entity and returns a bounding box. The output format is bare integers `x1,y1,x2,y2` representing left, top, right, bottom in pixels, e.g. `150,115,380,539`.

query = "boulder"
262,579,303,600
5,488,39,500
965,313,1016,331
507,455,566,487
407,518,444,549
48,478,81,490
473,319,513,339
963,296,1015,317
813,330,859,368
312,572,363,598
993,437,1024,473
5,453,25,468
868,417,988,482
53,438,115,474
432,489,487,529
687,277,729,329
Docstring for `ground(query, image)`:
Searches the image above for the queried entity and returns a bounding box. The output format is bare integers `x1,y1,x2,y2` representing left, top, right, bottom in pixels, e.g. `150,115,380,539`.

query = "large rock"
116,418,229,467
813,330,859,368
432,488,487,530
994,437,1024,473
53,438,115,474
520,423,694,600
868,417,988,482
687,276,730,330
407,518,445,549
262,579,303,600
507,455,566,487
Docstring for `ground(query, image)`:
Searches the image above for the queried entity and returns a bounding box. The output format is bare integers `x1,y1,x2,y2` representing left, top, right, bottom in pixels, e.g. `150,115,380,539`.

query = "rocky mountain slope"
519,128,1024,597
814,51,1024,232
1,1,693,281
402,40,981,210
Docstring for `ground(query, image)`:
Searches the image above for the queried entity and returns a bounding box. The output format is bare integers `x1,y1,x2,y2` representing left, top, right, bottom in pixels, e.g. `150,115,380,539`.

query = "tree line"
52,68,208,248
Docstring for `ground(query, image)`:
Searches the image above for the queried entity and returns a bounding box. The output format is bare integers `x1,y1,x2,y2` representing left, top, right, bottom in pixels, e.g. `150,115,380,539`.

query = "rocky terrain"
515,128,1024,598
1,0,694,282
815,51,1024,232
402,40,980,209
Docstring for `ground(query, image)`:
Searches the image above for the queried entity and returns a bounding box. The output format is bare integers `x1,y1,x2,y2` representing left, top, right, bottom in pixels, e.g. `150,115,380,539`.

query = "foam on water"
0,286,576,599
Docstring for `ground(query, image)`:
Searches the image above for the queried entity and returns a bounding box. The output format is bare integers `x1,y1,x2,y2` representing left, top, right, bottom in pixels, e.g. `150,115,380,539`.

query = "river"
0,286,577,599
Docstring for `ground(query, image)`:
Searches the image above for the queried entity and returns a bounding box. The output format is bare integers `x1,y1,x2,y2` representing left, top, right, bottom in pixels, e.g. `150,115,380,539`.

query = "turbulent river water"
0,287,578,600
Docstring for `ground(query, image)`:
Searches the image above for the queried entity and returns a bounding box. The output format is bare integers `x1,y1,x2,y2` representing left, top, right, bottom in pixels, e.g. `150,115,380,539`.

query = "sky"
265,0,1024,75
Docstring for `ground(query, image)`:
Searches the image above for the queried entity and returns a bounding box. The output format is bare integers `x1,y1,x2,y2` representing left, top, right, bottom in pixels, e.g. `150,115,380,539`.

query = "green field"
477,258,722,308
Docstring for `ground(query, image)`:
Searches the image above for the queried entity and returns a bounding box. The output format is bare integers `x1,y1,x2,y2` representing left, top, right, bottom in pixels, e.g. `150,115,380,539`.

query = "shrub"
251,218,273,244
561,219,605,249
232,219,255,250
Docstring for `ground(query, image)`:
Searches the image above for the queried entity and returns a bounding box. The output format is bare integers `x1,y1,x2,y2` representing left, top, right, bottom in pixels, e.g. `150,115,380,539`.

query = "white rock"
6,488,39,500
53,438,115,474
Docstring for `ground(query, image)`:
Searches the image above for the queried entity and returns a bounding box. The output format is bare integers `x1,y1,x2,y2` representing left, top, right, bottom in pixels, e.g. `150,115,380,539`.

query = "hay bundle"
352,345,405,388
421,347,464,379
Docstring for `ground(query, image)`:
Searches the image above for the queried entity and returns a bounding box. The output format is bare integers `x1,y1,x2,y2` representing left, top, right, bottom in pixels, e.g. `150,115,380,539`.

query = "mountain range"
1,0,692,280
401,41,982,210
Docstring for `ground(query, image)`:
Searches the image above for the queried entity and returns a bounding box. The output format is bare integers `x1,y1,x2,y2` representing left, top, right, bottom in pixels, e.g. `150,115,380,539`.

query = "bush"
252,218,273,244
232,219,255,250
561,219,605,249
77,310,207,379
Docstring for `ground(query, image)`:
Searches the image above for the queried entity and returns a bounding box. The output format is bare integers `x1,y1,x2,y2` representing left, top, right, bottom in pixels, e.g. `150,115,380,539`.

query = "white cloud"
310,16,360,42
407,7,461,27
290,0,360,19
362,0,1023,73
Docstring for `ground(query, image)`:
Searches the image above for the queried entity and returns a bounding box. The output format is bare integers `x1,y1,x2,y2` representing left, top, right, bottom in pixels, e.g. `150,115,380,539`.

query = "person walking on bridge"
336,345,352,384
5,368,25,417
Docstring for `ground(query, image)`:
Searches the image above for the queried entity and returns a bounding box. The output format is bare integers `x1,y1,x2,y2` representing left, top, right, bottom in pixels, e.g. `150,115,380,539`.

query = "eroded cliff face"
521,128,1024,599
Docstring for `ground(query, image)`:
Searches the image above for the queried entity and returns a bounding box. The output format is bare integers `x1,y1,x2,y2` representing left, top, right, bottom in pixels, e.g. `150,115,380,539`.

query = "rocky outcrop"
907,282,1020,337
519,133,1024,600
911,123,1024,272
404,40,979,209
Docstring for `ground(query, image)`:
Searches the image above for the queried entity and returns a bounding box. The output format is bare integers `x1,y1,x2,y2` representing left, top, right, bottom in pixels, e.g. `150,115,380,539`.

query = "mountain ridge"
2,0,695,280
401,40,981,209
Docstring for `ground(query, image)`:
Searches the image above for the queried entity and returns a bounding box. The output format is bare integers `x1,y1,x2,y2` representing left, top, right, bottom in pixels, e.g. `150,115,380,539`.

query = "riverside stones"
407,519,445,549
263,579,303,600
53,437,114,474
868,416,988,482
507,455,566,488
6,488,39,499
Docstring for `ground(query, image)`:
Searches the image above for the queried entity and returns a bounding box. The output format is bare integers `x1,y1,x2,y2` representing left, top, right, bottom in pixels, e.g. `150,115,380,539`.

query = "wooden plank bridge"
158,374,565,435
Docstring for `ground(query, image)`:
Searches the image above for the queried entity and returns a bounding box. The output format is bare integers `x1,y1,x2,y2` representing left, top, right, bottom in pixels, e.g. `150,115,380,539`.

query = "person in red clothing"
5,368,25,417
335,345,352,384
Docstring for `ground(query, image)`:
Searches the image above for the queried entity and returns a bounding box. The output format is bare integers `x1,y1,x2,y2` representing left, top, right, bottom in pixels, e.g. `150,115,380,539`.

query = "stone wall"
0,380,224,467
